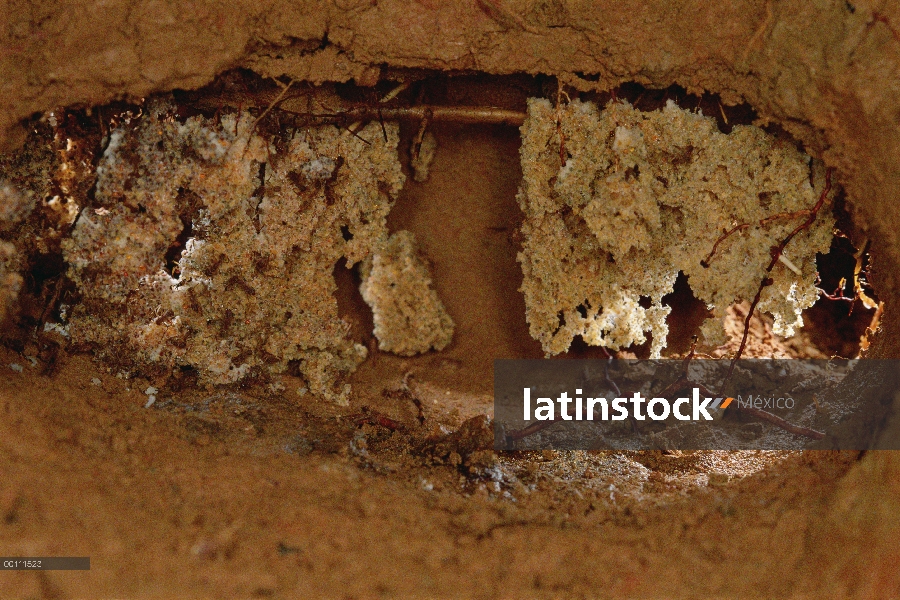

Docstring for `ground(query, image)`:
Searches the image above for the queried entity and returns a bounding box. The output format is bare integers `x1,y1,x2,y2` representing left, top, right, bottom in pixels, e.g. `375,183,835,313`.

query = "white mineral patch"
144,386,158,408
301,156,336,181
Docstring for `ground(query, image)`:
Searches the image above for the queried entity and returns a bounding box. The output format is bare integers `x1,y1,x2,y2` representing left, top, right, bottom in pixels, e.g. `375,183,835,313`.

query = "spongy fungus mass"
63,102,405,403
517,98,834,357
360,230,454,357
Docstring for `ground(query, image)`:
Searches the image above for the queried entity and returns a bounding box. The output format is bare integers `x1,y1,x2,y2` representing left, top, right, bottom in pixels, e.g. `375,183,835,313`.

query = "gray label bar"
0,557,90,570
494,359,900,451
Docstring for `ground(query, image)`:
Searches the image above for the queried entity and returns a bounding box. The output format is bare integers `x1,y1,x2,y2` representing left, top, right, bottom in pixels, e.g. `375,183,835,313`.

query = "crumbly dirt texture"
360,229,454,356
2,1,900,598
63,102,404,400
518,98,832,356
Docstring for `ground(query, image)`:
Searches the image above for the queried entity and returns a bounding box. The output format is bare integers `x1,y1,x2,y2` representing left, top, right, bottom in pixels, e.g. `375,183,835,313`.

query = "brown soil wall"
2,1,900,597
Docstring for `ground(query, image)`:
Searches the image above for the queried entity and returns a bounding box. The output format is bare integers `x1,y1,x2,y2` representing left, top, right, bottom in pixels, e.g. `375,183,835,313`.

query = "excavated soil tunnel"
1,2,900,597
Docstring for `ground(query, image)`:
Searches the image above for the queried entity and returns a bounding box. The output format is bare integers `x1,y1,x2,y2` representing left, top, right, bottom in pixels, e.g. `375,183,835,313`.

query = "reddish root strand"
701,223,750,267
721,167,834,388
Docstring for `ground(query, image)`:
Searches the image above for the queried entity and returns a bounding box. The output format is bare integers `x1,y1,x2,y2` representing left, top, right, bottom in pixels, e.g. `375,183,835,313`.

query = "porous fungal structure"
63,102,406,402
360,230,454,356
517,99,834,357
0,240,21,324
0,181,34,324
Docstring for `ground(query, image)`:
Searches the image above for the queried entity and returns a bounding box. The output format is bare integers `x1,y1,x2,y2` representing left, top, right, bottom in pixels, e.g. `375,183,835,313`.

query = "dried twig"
411,107,434,165
274,105,526,128
248,79,294,137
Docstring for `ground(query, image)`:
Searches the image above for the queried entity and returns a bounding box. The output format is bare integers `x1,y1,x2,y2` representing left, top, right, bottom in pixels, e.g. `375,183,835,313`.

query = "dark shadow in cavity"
332,257,375,346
